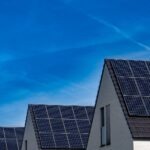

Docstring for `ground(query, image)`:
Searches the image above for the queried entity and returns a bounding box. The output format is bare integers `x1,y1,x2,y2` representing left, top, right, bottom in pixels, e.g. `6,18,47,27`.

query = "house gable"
87,64,133,150
21,109,38,150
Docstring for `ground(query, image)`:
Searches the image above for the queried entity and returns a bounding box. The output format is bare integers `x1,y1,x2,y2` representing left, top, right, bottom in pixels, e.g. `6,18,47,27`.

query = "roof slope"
106,59,150,139
29,104,94,150
0,127,24,150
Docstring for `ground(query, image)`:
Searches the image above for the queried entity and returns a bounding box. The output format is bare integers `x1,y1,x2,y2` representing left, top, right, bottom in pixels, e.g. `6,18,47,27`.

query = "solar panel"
60,106,74,119
68,134,83,148
0,139,6,150
33,105,48,118
15,128,24,140
136,78,150,96
0,128,4,138
111,60,132,77
39,133,55,149
36,119,51,132
73,106,88,119
54,133,69,148
4,128,15,138
81,134,89,148
6,139,18,150
18,139,23,150
146,61,150,72
143,97,150,115
50,119,65,133
124,96,148,116
64,120,78,133
86,106,94,122
110,60,150,117
0,127,24,150
77,120,90,134
118,77,139,96
129,60,150,77
31,105,94,149
47,106,61,118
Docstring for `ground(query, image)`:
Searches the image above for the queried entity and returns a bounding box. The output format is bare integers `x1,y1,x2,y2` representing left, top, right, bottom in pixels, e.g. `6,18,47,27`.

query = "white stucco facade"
21,111,39,150
133,140,150,150
87,65,133,150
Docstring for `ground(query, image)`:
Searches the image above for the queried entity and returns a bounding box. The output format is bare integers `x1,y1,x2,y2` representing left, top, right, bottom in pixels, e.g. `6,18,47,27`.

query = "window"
25,140,27,150
100,105,111,146
101,107,105,146
106,105,111,145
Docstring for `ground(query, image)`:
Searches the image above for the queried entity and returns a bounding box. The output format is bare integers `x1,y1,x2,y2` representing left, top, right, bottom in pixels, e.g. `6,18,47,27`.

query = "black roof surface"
106,59,150,139
29,104,94,150
0,127,24,150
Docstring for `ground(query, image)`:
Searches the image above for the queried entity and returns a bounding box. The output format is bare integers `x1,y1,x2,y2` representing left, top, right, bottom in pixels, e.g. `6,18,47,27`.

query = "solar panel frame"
17,139,23,150
81,134,89,148
36,119,51,133
31,105,94,149
111,60,133,77
124,96,148,116
143,97,150,115
73,106,88,119
110,60,150,117
50,119,65,133
39,133,55,149
33,105,48,119
0,127,4,138
6,139,18,150
77,120,90,134
129,60,150,77
4,128,15,138
47,106,61,119
0,127,24,150
15,128,24,140
0,139,6,150
54,133,69,148
85,107,94,123
60,106,74,119
64,120,79,133
136,78,150,96
117,77,139,96
67,133,83,149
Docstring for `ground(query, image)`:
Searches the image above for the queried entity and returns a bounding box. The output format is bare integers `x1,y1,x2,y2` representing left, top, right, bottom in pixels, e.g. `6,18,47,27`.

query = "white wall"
87,65,133,150
21,111,39,150
134,140,150,150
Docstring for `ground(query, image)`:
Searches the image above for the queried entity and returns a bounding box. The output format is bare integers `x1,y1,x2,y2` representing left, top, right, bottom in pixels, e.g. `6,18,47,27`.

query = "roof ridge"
105,58,150,62
28,104,94,107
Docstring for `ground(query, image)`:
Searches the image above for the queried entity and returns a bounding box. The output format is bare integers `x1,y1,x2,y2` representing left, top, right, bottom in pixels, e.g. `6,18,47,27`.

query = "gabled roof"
0,127,24,150
29,104,94,150
106,59,150,139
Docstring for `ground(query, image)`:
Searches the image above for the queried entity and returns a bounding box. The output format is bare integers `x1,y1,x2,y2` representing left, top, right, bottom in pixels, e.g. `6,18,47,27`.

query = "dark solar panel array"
111,60,150,116
31,105,94,149
0,127,24,150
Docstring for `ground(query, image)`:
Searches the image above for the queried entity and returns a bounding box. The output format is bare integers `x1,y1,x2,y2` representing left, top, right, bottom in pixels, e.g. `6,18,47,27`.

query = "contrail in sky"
61,0,150,51
85,14,150,51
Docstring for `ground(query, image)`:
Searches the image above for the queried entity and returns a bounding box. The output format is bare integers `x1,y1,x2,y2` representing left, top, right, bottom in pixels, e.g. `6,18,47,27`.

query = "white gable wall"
21,110,39,150
133,140,150,150
87,65,133,150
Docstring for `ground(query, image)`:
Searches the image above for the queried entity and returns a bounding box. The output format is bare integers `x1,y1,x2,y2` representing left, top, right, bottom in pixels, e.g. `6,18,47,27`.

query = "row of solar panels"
31,105,94,149
112,59,150,77
111,60,150,117
32,105,93,121
0,127,24,150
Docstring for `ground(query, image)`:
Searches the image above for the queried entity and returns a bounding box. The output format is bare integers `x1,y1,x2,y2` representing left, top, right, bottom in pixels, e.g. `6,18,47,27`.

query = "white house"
2,59,150,150
87,59,150,150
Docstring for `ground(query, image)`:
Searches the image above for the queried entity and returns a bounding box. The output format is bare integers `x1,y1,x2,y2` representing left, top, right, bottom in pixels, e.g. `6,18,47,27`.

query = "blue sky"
0,0,150,126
